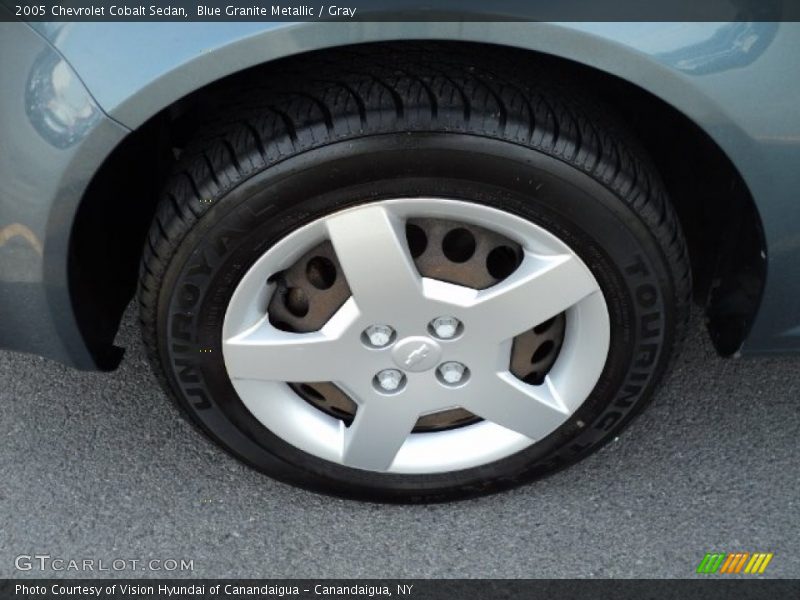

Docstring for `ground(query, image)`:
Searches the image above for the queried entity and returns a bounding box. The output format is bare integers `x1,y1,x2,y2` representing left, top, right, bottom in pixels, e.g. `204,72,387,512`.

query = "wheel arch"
68,35,766,367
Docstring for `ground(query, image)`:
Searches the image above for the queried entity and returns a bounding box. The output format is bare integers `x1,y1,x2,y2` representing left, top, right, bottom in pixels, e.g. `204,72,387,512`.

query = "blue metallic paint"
0,22,129,368
2,18,800,367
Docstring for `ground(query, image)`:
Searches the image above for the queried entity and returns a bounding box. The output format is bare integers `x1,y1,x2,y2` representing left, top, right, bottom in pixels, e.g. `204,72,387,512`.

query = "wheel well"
69,41,766,366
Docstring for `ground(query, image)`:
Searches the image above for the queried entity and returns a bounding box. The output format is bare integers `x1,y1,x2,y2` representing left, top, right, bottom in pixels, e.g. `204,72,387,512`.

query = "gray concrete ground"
1,308,798,578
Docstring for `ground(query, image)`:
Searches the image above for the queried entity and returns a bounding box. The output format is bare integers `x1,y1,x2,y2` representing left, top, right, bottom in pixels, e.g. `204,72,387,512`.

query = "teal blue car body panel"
2,16,800,368
0,21,129,368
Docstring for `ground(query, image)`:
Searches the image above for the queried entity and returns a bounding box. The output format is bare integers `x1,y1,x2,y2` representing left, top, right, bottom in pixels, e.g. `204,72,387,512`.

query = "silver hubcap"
222,199,610,474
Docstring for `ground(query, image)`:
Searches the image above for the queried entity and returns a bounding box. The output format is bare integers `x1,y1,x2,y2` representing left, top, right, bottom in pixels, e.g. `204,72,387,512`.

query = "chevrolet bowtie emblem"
404,343,430,367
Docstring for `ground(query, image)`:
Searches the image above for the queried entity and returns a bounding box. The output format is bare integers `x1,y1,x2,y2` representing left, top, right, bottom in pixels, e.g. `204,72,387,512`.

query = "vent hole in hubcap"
534,317,556,334
531,340,555,364
442,228,477,263
306,256,337,290
406,223,428,258
486,245,521,280
285,287,309,317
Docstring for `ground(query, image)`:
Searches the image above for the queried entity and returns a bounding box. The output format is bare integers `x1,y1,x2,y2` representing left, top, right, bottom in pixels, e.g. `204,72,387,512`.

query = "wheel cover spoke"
462,372,569,441
223,299,359,382
341,398,421,470
326,205,423,315
465,252,601,343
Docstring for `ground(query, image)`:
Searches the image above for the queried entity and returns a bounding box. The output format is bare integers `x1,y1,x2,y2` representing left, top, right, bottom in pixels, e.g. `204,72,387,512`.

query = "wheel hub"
268,214,565,432
391,337,442,372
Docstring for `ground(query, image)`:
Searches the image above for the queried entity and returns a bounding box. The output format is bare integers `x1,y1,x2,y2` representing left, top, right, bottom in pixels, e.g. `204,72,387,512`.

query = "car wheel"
138,46,690,501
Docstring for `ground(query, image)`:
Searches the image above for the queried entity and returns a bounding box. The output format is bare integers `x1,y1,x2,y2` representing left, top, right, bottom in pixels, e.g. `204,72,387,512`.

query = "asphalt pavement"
1,307,798,578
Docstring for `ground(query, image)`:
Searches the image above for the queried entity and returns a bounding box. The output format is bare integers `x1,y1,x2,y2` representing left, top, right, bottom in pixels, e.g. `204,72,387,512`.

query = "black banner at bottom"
2,579,799,600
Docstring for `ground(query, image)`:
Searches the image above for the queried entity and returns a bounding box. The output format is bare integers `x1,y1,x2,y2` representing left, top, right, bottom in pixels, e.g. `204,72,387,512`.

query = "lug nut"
430,316,461,339
364,324,394,347
438,361,468,385
375,369,405,392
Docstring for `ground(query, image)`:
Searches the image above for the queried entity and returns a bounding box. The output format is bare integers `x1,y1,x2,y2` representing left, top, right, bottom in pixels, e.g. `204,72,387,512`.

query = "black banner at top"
2,0,800,22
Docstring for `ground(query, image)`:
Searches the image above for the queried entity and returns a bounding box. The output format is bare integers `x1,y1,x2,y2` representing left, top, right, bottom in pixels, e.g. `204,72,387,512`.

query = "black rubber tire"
138,44,691,502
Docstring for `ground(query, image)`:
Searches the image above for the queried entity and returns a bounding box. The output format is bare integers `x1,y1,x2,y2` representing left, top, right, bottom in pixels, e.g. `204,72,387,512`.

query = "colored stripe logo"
696,552,773,574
